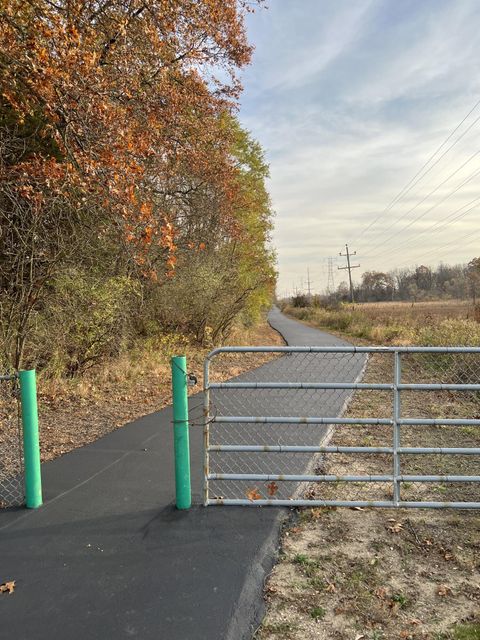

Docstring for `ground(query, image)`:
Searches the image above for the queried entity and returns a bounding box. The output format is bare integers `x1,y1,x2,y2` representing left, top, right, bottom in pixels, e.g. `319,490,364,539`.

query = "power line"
354,96,480,246
393,227,480,269
368,195,480,262
361,159,480,258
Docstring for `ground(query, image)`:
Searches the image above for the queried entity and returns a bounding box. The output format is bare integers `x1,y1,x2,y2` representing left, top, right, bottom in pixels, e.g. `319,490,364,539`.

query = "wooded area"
0,0,275,375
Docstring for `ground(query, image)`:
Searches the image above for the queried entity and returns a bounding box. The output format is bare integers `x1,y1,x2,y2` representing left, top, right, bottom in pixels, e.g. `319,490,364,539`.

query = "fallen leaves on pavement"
0,581,15,594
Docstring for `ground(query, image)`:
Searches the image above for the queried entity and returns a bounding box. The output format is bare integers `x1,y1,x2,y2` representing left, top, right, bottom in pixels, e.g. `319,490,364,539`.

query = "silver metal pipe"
208,381,393,390
398,447,480,454
399,418,480,425
203,356,210,507
206,345,480,358
393,352,401,505
208,444,479,455
401,475,480,482
207,499,480,509
213,416,393,425
208,444,393,453
398,383,480,391
208,473,480,483
208,473,393,482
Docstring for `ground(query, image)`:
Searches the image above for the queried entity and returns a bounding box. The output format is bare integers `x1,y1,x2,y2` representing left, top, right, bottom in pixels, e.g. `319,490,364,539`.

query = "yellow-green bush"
34,271,140,377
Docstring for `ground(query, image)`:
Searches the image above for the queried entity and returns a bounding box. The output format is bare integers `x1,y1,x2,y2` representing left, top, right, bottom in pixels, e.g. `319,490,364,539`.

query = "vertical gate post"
171,356,191,510
392,352,401,506
19,369,43,509
203,356,210,507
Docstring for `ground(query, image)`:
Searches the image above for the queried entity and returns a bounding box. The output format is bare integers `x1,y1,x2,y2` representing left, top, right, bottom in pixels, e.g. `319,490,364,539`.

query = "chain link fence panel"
0,375,24,508
204,347,480,508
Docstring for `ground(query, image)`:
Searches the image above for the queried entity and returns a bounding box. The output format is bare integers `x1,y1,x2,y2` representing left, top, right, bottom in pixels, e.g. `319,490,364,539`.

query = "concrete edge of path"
226,509,289,640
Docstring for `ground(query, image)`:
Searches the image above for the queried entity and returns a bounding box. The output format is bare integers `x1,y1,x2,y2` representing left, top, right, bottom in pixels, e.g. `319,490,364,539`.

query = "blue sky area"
239,0,480,295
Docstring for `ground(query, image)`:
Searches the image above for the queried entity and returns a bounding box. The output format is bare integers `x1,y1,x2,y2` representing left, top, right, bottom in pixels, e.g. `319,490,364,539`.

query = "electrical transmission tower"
338,244,360,303
326,257,335,295
306,267,312,300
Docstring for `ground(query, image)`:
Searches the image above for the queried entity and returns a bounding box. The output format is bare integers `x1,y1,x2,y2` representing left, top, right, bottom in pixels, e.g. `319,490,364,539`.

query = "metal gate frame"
203,346,480,509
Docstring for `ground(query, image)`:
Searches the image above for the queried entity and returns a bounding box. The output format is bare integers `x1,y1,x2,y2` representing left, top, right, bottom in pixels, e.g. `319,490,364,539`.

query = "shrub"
33,271,140,377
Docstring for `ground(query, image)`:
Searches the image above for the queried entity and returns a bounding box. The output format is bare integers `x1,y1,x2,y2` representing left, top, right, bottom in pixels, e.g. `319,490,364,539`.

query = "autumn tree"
142,117,276,344
0,0,270,368
360,271,395,302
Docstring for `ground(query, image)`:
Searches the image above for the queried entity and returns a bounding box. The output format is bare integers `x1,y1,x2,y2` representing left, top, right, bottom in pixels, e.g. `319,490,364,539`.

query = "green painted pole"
19,369,43,509
171,356,191,509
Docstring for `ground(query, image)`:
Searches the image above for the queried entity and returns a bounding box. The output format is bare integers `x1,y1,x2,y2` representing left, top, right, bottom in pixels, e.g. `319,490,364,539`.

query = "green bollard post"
19,369,43,509
171,356,191,510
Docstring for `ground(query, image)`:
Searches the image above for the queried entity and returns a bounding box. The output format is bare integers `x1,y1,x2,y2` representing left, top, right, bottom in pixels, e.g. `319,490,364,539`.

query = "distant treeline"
290,260,480,306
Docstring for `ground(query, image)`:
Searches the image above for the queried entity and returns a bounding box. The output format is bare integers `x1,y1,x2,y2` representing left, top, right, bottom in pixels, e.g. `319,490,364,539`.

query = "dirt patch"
257,506,479,640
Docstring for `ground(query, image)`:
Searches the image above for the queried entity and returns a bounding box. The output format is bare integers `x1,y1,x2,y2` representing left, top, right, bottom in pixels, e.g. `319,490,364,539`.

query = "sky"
238,0,480,296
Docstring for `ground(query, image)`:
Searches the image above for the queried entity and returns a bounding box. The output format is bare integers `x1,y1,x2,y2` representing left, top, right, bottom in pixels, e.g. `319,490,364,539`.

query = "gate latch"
187,373,198,387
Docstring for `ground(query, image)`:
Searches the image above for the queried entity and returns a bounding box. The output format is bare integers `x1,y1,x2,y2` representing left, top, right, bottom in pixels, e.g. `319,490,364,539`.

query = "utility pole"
338,244,360,303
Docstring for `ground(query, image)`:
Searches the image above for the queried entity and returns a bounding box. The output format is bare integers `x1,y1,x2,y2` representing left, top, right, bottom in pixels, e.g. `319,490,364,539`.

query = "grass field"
353,299,474,320
285,299,480,346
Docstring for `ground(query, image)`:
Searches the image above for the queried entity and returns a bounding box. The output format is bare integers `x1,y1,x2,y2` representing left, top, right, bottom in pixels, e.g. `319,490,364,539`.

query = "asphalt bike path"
0,308,358,640
208,307,365,501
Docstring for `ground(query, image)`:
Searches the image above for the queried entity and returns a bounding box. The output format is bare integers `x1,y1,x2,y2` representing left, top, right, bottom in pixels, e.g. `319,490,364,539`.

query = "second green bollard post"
171,356,191,509
19,369,43,509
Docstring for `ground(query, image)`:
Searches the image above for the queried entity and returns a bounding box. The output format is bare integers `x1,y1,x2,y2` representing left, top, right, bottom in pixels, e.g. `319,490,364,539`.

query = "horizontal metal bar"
213,416,393,425
212,382,480,391
402,475,480,482
398,383,480,391
209,445,392,453
209,473,480,483
213,417,480,427
209,381,392,390
209,473,392,482
399,447,480,455
208,445,479,455
207,499,480,509
0,374,17,381
209,381,480,392
207,345,480,358
399,418,480,426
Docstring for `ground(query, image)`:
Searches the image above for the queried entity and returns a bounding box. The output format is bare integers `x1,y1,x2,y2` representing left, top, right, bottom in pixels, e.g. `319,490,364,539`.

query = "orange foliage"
0,0,261,273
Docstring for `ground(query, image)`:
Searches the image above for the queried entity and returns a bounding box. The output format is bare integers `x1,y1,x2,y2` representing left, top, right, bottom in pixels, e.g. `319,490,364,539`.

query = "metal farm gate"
203,346,480,509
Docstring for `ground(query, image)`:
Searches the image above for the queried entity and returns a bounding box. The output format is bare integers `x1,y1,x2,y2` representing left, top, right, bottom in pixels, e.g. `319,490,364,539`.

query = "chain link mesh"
0,376,24,508
206,349,480,506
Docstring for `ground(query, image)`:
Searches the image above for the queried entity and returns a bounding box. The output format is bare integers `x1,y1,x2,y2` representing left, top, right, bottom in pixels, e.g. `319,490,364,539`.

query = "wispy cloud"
240,0,480,295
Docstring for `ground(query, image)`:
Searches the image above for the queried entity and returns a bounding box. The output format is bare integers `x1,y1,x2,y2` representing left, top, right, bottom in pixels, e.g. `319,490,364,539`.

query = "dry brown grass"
354,299,476,325
286,299,480,347
34,318,284,462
